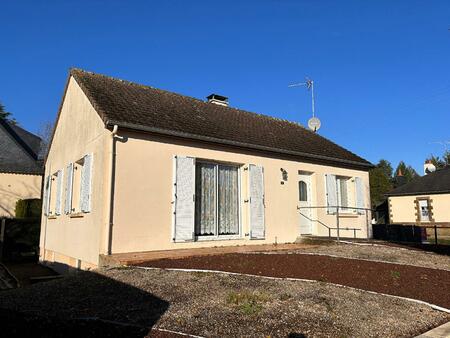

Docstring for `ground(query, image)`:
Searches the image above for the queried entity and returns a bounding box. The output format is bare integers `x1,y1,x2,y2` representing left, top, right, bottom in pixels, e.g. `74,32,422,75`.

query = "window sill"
69,213,85,218
339,213,360,218
195,235,243,242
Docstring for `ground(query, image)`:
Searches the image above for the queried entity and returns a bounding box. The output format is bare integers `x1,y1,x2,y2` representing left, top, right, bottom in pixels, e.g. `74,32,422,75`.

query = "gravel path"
273,242,450,271
142,253,450,309
0,268,448,337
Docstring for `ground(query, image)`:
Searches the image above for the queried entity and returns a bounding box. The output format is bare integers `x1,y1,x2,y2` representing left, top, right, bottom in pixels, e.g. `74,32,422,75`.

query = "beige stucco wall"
39,76,110,267
389,193,450,224
0,173,41,217
41,76,371,268
110,131,371,254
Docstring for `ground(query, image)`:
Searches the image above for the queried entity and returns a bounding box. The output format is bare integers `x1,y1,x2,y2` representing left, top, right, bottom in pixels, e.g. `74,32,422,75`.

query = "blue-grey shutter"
249,164,265,239
355,177,365,214
65,163,74,214
173,156,195,242
326,174,337,214
43,175,51,216
81,154,93,213
55,169,63,215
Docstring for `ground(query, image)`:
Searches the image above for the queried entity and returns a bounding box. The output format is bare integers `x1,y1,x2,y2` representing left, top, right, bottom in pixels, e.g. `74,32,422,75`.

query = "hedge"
15,198,42,218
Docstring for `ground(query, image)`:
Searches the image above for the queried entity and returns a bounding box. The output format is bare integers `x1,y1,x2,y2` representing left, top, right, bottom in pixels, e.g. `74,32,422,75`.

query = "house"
39,69,373,270
387,164,450,227
0,119,43,217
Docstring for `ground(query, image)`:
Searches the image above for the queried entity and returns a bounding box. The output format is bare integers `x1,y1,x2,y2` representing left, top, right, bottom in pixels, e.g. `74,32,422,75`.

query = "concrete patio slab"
416,320,450,337
100,243,316,266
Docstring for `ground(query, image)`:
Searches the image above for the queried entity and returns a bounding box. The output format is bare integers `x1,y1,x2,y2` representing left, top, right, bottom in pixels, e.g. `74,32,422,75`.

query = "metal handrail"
297,205,373,242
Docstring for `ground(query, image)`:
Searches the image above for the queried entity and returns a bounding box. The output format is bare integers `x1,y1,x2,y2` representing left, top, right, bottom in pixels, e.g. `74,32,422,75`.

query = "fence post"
0,218,5,260
434,224,438,245
336,206,340,243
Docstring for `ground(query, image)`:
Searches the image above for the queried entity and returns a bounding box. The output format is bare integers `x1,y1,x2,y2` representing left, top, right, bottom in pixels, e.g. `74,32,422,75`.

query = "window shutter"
81,154,93,213
43,175,51,216
249,164,265,239
325,174,337,214
65,163,74,214
173,156,195,242
355,177,365,215
55,169,63,215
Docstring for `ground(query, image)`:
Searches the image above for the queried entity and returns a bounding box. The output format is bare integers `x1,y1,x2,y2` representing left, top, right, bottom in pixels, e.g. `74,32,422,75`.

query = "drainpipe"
105,125,118,255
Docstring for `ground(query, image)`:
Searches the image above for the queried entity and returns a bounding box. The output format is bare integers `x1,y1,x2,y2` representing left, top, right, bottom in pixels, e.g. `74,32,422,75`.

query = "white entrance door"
299,174,312,234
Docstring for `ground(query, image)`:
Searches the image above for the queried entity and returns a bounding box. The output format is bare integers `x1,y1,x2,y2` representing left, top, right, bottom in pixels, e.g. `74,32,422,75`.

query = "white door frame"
299,173,313,235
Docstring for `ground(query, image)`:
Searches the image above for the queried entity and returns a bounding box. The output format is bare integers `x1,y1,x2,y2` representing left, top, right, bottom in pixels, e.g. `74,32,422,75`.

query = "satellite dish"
308,117,321,132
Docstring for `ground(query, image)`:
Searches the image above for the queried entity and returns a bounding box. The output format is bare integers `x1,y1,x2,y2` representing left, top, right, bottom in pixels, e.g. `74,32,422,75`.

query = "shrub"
15,199,42,218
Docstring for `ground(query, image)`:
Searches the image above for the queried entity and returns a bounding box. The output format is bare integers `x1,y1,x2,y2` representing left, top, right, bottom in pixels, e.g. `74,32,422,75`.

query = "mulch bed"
138,253,450,309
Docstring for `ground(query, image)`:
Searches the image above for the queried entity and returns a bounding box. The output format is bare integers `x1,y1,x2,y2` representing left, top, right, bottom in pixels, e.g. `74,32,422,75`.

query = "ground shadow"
0,267,169,338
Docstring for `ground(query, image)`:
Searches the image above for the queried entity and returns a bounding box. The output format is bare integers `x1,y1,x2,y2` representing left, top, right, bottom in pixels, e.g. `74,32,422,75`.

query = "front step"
295,235,336,245
295,235,371,245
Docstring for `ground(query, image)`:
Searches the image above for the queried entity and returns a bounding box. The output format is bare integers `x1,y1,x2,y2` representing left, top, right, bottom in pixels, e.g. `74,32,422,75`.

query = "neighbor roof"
387,166,450,196
69,68,372,170
0,119,43,175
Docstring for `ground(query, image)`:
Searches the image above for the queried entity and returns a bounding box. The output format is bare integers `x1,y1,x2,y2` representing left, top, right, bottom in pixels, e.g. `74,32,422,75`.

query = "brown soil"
140,253,450,309
1,268,448,337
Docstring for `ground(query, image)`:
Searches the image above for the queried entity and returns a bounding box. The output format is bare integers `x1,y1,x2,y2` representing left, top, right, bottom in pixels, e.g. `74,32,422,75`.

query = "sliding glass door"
195,162,240,237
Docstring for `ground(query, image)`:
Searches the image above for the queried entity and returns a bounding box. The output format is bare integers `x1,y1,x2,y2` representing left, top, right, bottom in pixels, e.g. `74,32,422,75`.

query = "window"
299,181,308,201
336,176,350,210
71,159,83,213
48,170,63,216
418,199,430,221
69,154,93,214
195,162,240,237
48,172,58,215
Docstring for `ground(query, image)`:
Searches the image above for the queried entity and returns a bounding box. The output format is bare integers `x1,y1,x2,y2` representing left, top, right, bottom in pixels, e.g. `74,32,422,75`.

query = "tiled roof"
0,119,43,175
387,167,450,196
70,68,372,170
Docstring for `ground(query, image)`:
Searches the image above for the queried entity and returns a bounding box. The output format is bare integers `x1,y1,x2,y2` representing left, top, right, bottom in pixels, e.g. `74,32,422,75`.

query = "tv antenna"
288,77,321,132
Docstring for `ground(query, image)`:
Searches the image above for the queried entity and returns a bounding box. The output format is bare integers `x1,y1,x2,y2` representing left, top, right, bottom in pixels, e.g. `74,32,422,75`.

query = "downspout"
105,125,118,255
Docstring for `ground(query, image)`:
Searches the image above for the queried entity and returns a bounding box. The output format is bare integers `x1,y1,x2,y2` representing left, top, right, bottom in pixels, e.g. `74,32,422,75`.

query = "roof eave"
106,120,374,171
386,190,450,197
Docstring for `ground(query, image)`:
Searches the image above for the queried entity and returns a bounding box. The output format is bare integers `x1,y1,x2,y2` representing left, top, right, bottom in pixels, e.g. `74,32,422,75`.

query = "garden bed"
0,268,449,337
271,242,450,271
139,252,450,309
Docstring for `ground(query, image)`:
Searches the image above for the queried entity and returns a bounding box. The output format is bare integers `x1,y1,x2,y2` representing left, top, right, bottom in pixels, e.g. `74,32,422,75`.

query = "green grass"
226,291,270,315
391,270,401,279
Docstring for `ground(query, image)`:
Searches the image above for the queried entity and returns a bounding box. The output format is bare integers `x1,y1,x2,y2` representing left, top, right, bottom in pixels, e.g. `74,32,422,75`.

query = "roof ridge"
68,68,372,169
70,68,309,130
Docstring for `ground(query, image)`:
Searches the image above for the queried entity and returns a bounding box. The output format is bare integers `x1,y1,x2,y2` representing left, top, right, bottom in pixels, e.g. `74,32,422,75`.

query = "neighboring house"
39,69,373,270
387,165,450,226
0,119,43,217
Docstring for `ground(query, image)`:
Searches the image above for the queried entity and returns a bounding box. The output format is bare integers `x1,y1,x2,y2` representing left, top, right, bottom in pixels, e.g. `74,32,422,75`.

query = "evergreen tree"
369,159,393,208
0,101,17,124
426,151,450,169
394,161,419,183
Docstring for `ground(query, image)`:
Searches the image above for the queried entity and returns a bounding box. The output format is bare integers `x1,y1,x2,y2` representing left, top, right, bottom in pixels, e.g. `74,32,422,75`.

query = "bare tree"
37,121,54,158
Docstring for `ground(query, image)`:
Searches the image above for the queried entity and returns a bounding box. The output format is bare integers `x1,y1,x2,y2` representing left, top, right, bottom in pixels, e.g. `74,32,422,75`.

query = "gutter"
105,120,374,170
386,190,450,197
105,125,118,255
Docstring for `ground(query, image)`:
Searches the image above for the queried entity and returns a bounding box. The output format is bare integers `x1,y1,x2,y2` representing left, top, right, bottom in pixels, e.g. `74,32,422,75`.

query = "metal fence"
297,205,373,242
372,223,450,246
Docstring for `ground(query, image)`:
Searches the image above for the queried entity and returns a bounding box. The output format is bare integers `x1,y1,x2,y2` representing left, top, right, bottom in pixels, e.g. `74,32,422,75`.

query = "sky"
1,0,449,174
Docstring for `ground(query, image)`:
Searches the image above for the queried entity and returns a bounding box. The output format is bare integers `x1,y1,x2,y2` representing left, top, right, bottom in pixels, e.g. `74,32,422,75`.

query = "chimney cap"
207,93,228,102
